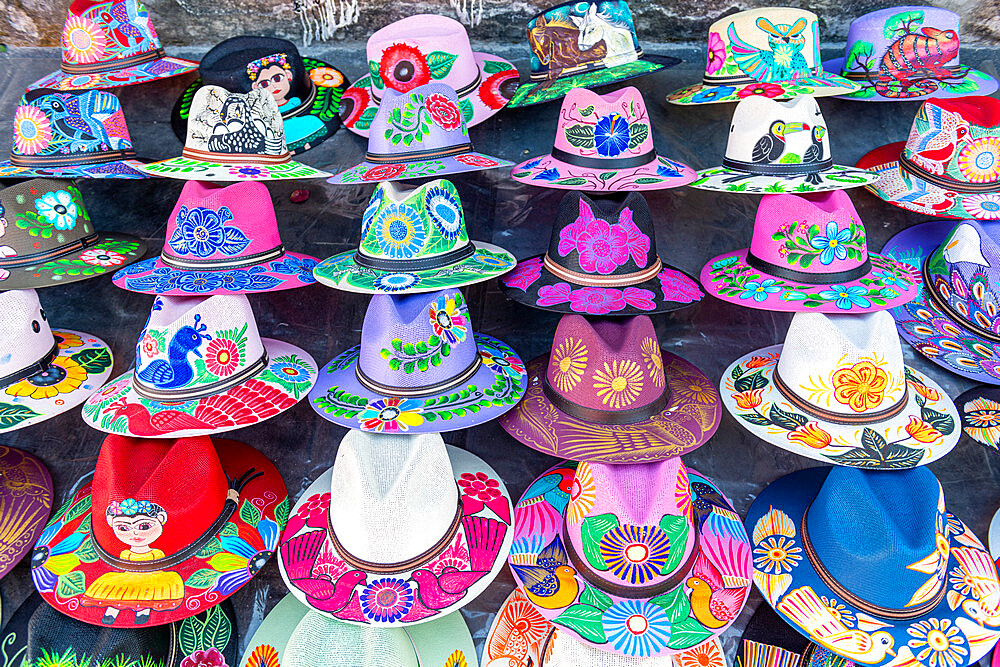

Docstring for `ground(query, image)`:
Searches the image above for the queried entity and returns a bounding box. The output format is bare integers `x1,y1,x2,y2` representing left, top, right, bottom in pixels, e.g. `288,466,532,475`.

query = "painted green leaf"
555,177,588,186
738,412,773,427
667,617,713,648
884,10,924,38
579,105,595,116
634,177,665,185
768,404,808,430
0,403,40,430
185,568,221,589
179,604,232,655
77,536,99,563
581,513,618,570
553,605,607,644
481,60,511,74
627,123,649,150
650,587,690,622
355,107,377,131
57,571,86,598
70,347,112,373
564,124,595,148
220,522,239,537
579,584,613,612
734,370,767,393
658,515,689,574
459,98,474,123
427,51,458,79
921,407,955,435
65,496,92,523
196,538,224,559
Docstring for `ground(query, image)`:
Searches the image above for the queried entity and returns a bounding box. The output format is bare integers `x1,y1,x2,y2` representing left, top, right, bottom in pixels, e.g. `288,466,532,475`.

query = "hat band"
772,366,910,425
132,350,269,401
702,67,822,86
0,342,59,389
364,142,474,165
543,253,664,287
0,232,102,269
281,82,318,121
181,147,292,165
899,153,999,193
921,253,1000,342
721,157,833,176
745,251,871,286
160,244,286,271
355,353,482,398
549,146,656,169
372,70,482,104
9,148,136,167
62,47,166,74
529,47,644,82
542,375,669,425
841,63,967,81
353,242,475,273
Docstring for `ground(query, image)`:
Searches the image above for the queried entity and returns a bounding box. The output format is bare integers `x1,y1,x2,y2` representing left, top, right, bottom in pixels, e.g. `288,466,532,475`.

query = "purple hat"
0,446,52,580
498,314,720,463
501,191,703,315
327,83,511,184
309,287,526,433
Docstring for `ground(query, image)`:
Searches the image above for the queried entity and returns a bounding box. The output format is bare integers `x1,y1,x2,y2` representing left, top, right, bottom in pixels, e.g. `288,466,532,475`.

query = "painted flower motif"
244,645,279,667
373,273,420,292
675,380,716,405
270,358,311,386
957,137,1000,183
502,257,542,291
207,513,281,595
740,279,781,302
425,93,463,130
569,287,626,314
821,597,856,628
13,105,52,155
576,217,629,274
691,86,735,103
361,578,415,622
452,153,499,168
811,222,852,265
180,648,227,667
737,82,786,98
373,203,427,259
459,472,502,503
622,287,656,311
961,193,1000,220
906,618,968,667
567,462,596,526
35,190,79,230
659,270,702,303
362,164,406,181
170,205,249,258
787,422,832,449
905,416,943,444
5,356,86,399
615,207,650,266
640,337,664,388
175,273,225,292
358,397,425,432
309,67,344,87
603,600,671,657
294,493,330,530
54,332,83,348
593,113,631,157
872,269,907,290
818,284,871,310
732,388,764,410
62,15,107,64
676,640,725,667
205,337,241,377
479,70,519,110
480,348,525,379
228,166,270,179
79,249,125,266
831,360,889,412
427,294,468,344
379,43,431,92
536,282,572,307
705,32,726,75
599,524,672,585
443,651,468,667
753,535,802,574
551,337,588,393
423,186,463,239
340,87,371,127
593,359,644,409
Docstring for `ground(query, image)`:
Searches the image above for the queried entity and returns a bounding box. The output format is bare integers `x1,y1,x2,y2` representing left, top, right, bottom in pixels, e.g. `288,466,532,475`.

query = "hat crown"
551,86,655,162
198,36,311,102
924,219,1000,336
724,95,831,168
60,0,162,69
0,289,57,379
184,86,289,161
703,8,822,83
366,84,470,157
841,7,963,73
284,611,418,667
0,180,98,267
901,97,1000,188
526,0,642,79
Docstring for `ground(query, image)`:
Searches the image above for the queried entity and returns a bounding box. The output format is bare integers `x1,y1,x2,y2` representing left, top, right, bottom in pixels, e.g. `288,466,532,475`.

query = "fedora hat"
327,83,511,185
723,310,958,468
112,180,319,295
857,96,1000,219
0,447,52,580
500,191,704,315
667,8,858,105
0,89,150,179
338,14,518,137
823,7,998,102
172,36,348,155
690,96,876,194
509,458,751,657
0,289,114,433
746,465,1000,667
957,385,1000,449
31,435,287,627
26,0,197,92
700,190,920,313
312,179,515,294
141,87,329,181
277,431,513,627
500,314,719,463
310,286,525,433
506,0,680,108
81,293,317,437
510,86,695,191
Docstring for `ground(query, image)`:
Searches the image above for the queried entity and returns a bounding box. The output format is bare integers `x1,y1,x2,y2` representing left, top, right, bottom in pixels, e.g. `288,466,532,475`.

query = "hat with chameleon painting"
667,8,858,106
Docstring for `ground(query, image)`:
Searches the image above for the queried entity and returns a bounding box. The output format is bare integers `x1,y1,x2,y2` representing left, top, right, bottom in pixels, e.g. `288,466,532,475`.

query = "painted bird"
777,586,896,663
803,125,826,164
908,104,970,175
411,516,508,609
685,528,751,629
278,530,368,614
209,96,269,154
729,17,810,81
751,121,806,164
136,314,212,389
510,534,579,610
952,546,1000,626
514,467,575,538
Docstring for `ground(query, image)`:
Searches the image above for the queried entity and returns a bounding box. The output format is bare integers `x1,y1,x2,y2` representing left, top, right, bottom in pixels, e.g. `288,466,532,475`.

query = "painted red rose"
453,153,499,167
425,93,462,130
362,164,406,181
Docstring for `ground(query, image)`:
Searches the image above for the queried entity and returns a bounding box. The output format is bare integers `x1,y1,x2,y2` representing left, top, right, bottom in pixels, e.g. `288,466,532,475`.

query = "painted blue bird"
510,534,579,610
136,314,212,389
729,17,810,81
35,91,121,151
521,466,575,514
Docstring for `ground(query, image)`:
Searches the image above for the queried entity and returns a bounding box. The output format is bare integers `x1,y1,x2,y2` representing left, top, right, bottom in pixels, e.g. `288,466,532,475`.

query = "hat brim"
689,164,877,194
882,220,1000,384
171,57,350,156
32,438,286,628
699,247,921,313
957,386,1000,451
138,159,329,181
1,328,114,434
309,332,526,433
498,353,720,463
721,343,959,468
80,338,317,437
510,153,696,191
0,159,153,179
111,251,319,295
509,460,749,657
313,242,516,294
667,72,859,106
0,448,52,579
506,54,680,109
500,255,704,315
327,152,512,185
26,56,199,92
746,466,1000,667
340,51,519,138
0,233,147,291
277,444,514,627
822,57,1000,101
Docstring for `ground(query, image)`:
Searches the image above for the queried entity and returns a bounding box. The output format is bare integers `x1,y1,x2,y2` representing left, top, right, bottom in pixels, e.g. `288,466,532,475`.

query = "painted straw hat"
309,286,525,433
312,179,515,294
0,179,146,290
722,310,959,469
700,190,920,313
0,89,150,179
510,86,696,191
240,594,477,667
172,36,348,155
26,0,197,92
506,0,680,109
498,314,721,463
957,385,1000,450
277,431,513,627
823,7,998,102
82,293,317,438
31,434,287,627
509,458,751,658
0,289,114,434
0,447,53,579
327,83,510,185
689,96,876,194
856,96,1000,220
746,465,1000,667
500,191,704,315
112,180,318,295
339,14,519,137
141,87,329,181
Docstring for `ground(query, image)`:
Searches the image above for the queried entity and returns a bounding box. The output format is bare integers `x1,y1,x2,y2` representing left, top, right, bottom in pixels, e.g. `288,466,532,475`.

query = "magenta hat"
499,314,720,463
112,181,319,295
509,458,751,657
700,190,921,313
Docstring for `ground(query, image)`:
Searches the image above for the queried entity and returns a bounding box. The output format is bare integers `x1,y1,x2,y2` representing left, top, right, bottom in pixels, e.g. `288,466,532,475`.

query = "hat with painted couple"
667,8,858,105
339,14,519,137
0,447,52,581
722,310,958,469
277,431,513,627
689,96,877,194
172,36,349,155
312,179,516,294
31,434,287,627
81,293,317,438
309,286,525,433
857,96,1000,219
510,86,696,191
499,314,721,463
824,7,998,102
112,180,319,295
700,190,920,313
746,464,1000,667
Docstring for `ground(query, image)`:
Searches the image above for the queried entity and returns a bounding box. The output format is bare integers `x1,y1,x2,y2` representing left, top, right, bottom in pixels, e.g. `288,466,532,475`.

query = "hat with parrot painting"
508,457,751,658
